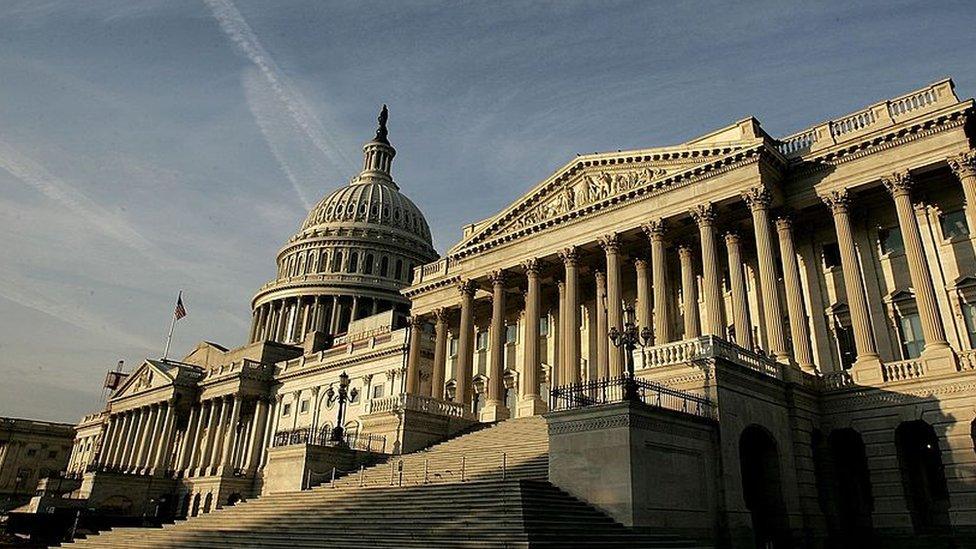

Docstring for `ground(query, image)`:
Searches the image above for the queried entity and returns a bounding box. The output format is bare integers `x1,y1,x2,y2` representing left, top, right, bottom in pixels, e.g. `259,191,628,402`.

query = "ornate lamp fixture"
326,371,359,443
608,306,652,401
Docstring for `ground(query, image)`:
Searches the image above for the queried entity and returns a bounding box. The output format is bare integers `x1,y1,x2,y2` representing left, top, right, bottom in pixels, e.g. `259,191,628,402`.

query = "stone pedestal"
851,356,884,385
516,395,547,417
360,406,476,455
545,400,720,540
921,345,958,376
261,444,380,495
479,401,510,422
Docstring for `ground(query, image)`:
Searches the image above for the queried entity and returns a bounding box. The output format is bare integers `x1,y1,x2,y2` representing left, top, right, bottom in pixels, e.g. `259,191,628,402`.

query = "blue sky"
2,0,975,422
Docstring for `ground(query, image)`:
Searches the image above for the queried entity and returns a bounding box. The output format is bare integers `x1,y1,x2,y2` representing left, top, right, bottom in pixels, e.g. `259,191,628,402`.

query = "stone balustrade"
639,335,782,380
777,79,956,157
367,393,468,418
882,358,927,383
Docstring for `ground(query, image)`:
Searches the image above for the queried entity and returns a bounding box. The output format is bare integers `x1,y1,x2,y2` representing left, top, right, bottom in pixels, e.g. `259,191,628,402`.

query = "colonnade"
250,294,394,344
96,400,176,475
94,395,272,478
404,154,976,412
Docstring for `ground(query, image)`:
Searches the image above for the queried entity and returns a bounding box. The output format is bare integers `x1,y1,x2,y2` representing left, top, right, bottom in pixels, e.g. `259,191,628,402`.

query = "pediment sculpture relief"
508,167,668,233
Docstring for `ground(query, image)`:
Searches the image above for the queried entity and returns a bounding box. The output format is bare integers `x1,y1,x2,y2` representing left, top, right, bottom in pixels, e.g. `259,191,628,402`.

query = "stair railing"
502,452,507,480
461,455,466,482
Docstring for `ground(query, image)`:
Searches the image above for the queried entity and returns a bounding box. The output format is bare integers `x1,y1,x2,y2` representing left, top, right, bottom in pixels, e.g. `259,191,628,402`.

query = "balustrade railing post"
398,460,403,487
502,452,507,481
359,465,364,487
331,467,336,488
389,461,395,486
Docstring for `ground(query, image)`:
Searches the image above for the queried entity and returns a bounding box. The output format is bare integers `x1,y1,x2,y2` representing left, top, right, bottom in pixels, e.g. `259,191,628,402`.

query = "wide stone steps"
64,417,710,548
67,481,707,548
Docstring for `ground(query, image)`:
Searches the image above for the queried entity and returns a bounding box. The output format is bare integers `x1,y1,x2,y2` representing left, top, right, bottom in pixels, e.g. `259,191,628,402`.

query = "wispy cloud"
0,138,153,254
203,0,355,208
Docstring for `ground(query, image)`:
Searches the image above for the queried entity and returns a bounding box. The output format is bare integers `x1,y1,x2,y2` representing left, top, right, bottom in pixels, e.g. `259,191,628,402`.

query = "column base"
517,395,548,417
851,354,883,385
479,400,510,423
922,344,957,375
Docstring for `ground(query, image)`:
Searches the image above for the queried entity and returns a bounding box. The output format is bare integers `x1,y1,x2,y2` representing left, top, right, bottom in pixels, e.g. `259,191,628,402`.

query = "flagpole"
163,290,181,361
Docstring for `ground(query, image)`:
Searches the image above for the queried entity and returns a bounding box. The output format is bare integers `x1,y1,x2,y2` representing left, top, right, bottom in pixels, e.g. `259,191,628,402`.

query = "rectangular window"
282,403,292,417
505,324,518,344
822,243,842,269
963,302,976,348
299,399,309,414
835,324,856,371
878,226,905,255
898,313,924,360
372,384,385,399
449,337,458,358
940,209,969,239
539,316,550,337
476,330,489,351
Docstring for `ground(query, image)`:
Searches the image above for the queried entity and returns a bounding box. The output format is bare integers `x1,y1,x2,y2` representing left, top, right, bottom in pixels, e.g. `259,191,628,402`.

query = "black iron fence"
549,375,715,419
272,427,387,453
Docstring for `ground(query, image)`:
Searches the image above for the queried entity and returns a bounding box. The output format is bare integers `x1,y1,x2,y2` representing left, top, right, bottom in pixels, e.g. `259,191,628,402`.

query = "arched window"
380,256,389,277
395,259,403,280
364,254,374,275
332,251,343,272
348,252,359,273
739,425,788,547
318,251,328,273
828,428,874,542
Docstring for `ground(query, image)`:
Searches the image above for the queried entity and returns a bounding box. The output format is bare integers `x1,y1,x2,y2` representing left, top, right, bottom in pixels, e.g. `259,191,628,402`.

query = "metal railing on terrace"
272,427,387,453
549,376,715,420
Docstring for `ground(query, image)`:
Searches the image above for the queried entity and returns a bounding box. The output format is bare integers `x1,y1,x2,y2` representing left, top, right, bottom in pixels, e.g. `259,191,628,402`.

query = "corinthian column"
882,172,952,359
430,309,448,399
678,244,700,339
743,186,788,360
518,259,546,416
724,231,752,350
482,270,510,421
635,258,650,332
454,280,476,411
775,215,815,371
559,247,581,383
600,235,624,376
556,280,566,387
643,220,670,344
220,396,242,473
405,316,424,395
820,189,881,377
691,204,724,337
593,270,609,379
948,151,976,232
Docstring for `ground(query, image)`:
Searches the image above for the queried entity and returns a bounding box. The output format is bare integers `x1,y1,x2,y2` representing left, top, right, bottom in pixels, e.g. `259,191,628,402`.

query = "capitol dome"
248,106,439,345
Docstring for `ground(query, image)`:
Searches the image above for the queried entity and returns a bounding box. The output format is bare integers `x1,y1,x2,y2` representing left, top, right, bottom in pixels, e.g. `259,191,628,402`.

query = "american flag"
174,292,187,320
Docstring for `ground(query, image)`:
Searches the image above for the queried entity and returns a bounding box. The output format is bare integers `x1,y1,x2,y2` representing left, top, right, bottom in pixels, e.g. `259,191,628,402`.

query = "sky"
1,0,975,422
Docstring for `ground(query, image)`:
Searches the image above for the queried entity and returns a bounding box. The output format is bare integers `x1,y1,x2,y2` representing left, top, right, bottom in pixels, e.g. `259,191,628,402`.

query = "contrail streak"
203,0,354,205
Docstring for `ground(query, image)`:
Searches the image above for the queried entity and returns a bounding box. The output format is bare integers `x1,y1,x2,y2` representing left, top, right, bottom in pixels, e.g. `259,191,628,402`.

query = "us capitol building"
13,79,976,548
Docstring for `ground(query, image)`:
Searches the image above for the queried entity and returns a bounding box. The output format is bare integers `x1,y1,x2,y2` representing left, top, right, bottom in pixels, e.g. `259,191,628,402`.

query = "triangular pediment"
111,360,176,399
182,341,230,369
448,120,765,255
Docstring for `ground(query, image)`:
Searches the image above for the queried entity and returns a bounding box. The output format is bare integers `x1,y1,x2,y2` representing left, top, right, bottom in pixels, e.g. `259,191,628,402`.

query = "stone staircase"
64,416,709,548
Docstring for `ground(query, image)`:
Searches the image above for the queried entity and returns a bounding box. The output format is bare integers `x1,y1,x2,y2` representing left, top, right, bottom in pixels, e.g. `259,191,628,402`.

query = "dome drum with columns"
249,106,438,345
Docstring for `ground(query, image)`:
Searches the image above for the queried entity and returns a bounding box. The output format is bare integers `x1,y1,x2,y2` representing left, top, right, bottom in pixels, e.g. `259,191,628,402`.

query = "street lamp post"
326,371,359,444
608,306,652,402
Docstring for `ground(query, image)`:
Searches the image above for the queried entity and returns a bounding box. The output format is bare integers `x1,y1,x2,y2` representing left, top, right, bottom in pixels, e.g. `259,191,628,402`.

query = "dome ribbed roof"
299,179,432,244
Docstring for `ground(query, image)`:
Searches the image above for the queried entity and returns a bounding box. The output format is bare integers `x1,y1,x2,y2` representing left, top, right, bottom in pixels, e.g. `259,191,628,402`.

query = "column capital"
722,230,742,245
599,233,621,254
741,184,772,210
488,269,508,287
819,188,851,214
633,258,648,270
773,213,794,232
948,150,976,178
558,246,580,267
433,307,449,322
409,315,424,328
677,243,695,259
641,219,666,240
689,203,716,225
881,170,914,198
457,279,477,297
521,258,541,277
